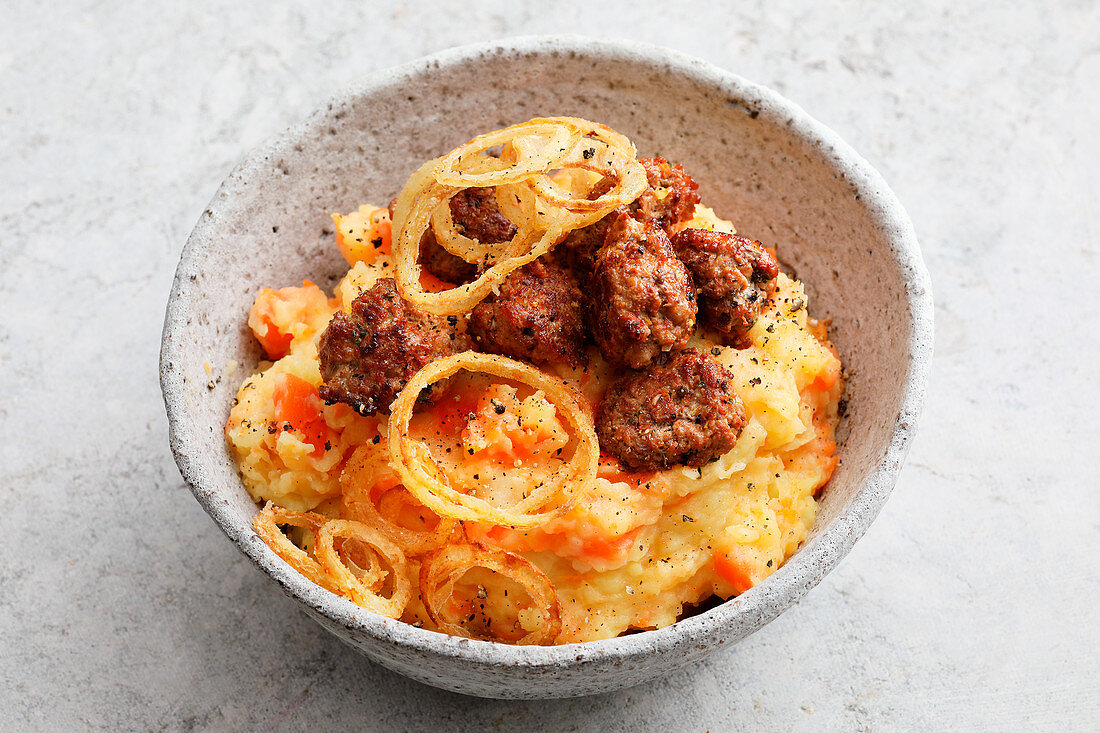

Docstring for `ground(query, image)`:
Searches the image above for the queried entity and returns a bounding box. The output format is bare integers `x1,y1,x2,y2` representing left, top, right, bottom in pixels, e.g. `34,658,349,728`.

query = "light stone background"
1,1,1097,730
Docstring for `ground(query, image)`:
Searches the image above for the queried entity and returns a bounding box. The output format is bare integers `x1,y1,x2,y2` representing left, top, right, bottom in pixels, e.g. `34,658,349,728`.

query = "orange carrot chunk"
272,373,331,457
713,551,755,594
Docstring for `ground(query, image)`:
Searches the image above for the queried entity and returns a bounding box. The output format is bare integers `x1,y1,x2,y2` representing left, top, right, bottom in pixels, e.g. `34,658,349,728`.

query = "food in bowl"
224,117,844,645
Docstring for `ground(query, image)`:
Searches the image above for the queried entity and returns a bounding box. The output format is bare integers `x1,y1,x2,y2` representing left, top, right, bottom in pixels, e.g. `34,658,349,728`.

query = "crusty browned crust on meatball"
468,259,589,367
633,157,700,232
318,279,468,415
670,228,780,349
390,188,518,285
590,211,697,369
596,348,746,471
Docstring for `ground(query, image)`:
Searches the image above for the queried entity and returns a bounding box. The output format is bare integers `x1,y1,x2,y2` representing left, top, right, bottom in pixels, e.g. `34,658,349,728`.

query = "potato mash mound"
226,202,842,643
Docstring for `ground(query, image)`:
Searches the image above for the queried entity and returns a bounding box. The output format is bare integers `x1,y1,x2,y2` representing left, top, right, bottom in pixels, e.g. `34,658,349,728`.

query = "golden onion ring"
527,137,647,213
314,519,412,618
340,443,458,555
391,116,648,315
427,156,526,266
390,157,453,252
340,537,386,589
428,188,533,267
516,118,644,212
419,543,562,645
433,119,582,188
253,503,341,594
394,217,562,315
388,351,598,528
393,152,551,315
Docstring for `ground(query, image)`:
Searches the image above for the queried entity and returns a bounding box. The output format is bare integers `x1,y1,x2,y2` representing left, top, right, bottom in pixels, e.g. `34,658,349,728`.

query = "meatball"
468,259,589,367
557,208,619,274
390,188,518,284
596,348,745,471
317,278,467,415
446,185,517,244
556,157,699,274
590,211,697,369
633,157,700,232
419,235,477,285
671,228,780,349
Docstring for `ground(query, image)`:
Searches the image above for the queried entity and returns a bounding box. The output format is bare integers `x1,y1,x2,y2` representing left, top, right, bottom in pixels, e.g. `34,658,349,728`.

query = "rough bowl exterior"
160,36,933,699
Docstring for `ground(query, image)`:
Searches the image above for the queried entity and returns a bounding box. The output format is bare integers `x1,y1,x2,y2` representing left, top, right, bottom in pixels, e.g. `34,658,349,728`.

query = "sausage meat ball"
318,278,467,415
419,236,478,285
468,259,588,367
671,228,780,349
558,157,700,275
590,211,697,369
446,185,517,244
556,208,618,274
390,188,518,284
633,157,701,232
596,348,746,471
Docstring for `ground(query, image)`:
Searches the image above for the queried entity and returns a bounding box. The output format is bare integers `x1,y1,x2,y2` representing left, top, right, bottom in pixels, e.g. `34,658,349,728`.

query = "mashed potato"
226,201,842,643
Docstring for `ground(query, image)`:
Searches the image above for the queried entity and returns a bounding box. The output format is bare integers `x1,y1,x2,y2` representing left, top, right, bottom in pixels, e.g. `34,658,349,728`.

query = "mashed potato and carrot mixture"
226,118,842,644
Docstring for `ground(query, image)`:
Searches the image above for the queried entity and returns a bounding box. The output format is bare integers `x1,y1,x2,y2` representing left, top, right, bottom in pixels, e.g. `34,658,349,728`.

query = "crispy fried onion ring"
525,120,647,214
314,520,412,617
433,119,583,188
419,543,562,645
253,503,342,594
389,351,598,528
391,116,647,315
340,443,458,555
253,504,411,618
428,155,526,266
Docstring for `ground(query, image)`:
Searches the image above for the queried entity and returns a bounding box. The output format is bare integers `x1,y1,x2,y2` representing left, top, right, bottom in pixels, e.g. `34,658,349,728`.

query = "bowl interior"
162,37,930,695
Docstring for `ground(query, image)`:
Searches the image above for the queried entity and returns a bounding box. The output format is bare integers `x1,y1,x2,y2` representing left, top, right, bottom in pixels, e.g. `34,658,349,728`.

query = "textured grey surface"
161,36,931,698
1,0,1097,729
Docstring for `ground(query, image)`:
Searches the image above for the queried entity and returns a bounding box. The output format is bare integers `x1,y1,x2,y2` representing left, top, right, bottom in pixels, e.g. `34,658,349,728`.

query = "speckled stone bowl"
160,36,932,699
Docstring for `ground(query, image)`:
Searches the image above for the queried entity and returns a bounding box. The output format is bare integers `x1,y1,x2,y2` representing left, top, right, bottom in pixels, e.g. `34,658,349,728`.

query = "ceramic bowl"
160,35,932,699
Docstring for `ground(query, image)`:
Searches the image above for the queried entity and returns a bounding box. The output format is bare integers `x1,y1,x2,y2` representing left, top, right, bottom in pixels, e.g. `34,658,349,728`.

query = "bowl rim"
161,34,933,670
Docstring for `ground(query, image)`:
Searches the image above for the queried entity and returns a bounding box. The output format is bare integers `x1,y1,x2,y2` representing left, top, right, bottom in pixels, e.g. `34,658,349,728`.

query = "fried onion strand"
253,503,341,594
388,351,598,528
340,443,459,554
419,543,562,645
314,519,412,618
390,116,648,315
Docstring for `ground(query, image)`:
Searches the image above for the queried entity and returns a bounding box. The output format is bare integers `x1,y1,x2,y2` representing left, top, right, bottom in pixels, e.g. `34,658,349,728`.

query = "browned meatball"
390,188,518,284
446,186,517,244
557,157,699,274
557,208,619,274
671,229,780,349
468,259,589,367
590,211,697,369
633,157,700,231
418,236,477,285
596,348,745,471
318,279,467,415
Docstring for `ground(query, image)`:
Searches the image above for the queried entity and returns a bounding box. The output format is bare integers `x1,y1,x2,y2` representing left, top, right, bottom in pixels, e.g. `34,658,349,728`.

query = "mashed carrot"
226,201,844,641
247,281,334,359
